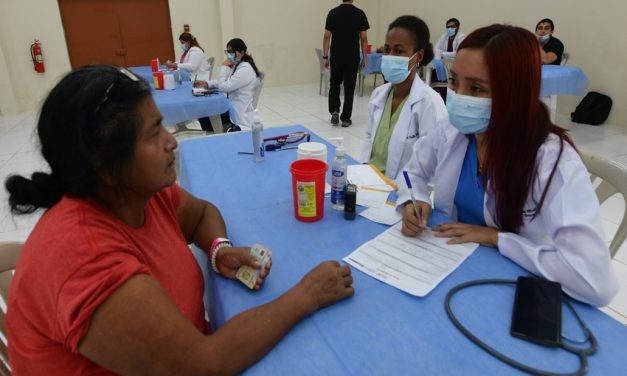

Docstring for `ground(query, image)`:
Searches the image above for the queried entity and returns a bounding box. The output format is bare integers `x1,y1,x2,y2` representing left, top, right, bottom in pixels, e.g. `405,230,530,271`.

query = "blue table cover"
179,125,627,376
361,53,383,76
150,81,235,126
540,65,589,97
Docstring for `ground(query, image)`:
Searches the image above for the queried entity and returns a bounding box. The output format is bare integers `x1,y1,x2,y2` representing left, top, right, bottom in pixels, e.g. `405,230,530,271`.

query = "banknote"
236,243,271,289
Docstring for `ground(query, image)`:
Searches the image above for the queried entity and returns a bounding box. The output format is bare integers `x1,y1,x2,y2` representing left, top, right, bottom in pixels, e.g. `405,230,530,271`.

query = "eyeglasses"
224,49,234,55
263,132,311,151
94,67,141,114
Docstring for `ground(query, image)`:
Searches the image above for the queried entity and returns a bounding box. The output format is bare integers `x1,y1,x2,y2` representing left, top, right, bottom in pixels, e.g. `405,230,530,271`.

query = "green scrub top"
369,88,408,174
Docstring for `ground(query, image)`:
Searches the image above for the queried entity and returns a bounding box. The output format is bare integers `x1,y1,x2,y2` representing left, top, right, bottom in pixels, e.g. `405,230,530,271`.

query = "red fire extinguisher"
30,39,45,73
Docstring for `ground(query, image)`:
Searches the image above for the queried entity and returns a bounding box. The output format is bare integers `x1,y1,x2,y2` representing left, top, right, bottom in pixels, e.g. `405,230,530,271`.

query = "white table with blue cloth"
130,65,235,133
179,125,627,375
540,65,590,122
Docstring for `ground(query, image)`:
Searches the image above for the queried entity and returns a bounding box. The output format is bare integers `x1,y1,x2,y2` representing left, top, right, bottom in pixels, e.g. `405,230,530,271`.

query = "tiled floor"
1,82,627,323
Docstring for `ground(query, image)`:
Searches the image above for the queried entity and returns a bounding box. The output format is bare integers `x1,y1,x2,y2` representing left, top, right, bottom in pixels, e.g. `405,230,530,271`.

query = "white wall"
0,0,625,128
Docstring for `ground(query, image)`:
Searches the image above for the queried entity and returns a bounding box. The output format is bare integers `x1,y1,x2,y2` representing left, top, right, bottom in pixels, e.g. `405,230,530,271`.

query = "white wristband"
211,241,231,274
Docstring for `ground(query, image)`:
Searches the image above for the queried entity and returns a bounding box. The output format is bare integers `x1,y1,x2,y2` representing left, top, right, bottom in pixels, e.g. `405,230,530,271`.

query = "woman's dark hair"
227,38,260,77
5,65,151,214
387,15,434,67
458,24,574,233
179,32,204,52
535,18,555,31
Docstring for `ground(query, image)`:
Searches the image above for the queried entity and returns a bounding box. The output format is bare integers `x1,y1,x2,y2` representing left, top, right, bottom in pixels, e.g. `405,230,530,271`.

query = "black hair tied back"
6,171,63,214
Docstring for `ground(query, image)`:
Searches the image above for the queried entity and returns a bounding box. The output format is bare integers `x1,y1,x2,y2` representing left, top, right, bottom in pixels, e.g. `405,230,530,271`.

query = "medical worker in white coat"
165,32,211,82
208,38,261,129
434,18,466,59
399,24,619,307
360,15,447,180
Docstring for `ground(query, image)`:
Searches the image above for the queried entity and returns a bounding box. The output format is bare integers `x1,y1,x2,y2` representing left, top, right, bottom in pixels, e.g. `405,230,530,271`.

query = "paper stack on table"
344,223,478,296
347,165,401,225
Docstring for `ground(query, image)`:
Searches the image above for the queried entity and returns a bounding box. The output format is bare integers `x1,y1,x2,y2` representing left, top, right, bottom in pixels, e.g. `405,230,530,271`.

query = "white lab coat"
360,73,447,180
434,31,466,59
209,62,258,128
179,46,211,82
397,119,620,306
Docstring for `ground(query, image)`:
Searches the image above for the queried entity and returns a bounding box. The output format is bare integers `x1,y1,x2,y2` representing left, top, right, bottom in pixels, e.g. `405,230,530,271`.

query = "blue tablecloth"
151,81,234,126
179,125,627,376
128,65,191,83
361,52,383,76
540,65,589,97
432,59,447,81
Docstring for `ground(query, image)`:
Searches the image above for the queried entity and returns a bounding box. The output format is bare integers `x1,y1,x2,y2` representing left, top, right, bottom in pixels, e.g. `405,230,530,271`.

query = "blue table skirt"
540,65,589,97
361,53,383,76
179,125,627,376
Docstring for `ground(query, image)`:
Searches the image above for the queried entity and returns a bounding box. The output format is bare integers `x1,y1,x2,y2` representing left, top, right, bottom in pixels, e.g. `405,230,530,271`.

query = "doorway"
58,0,174,68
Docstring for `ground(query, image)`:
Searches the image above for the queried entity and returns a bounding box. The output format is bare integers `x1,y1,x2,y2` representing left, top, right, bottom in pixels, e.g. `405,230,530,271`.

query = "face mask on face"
446,89,492,134
180,43,189,52
447,27,457,37
381,53,417,84
537,34,550,43
226,52,237,63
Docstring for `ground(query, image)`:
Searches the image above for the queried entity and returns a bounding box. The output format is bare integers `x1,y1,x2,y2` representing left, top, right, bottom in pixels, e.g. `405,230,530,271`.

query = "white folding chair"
315,48,330,96
0,241,23,375
207,56,215,80
580,151,627,258
560,51,569,66
253,71,265,111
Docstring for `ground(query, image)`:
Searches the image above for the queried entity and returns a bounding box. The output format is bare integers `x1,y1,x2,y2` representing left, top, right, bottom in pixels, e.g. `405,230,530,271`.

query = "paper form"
347,165,396,191
356,188,391,208
359,204,401,225
344,223,478,297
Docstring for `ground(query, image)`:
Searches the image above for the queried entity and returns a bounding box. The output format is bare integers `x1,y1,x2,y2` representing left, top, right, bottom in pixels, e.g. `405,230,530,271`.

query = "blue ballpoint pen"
402,171,423,226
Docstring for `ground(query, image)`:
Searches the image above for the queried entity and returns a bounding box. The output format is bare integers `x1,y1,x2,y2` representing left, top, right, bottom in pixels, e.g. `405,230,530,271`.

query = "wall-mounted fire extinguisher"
30,39,45,73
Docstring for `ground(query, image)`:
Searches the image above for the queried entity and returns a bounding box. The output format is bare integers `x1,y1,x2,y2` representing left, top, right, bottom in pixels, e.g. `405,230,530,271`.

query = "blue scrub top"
454,136,487,226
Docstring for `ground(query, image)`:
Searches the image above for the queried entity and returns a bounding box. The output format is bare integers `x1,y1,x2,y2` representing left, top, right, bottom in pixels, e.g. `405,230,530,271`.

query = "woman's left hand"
222,60,234,67
433,222,499,248
216,246,273,289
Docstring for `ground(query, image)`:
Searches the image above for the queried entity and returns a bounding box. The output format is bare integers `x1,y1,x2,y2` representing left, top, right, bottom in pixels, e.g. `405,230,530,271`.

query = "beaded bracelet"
210,240,232,274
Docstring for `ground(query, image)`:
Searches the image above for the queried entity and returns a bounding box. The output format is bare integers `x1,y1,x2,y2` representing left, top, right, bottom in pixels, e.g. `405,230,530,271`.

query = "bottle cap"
330,137,345,157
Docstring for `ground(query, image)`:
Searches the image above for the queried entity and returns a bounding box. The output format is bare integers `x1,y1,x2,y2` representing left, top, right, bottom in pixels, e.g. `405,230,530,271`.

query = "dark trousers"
329,59,359,121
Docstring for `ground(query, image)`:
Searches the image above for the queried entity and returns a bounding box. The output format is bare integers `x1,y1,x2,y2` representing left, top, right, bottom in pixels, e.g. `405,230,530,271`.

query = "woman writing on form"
165,32,212,82
398,25,619,307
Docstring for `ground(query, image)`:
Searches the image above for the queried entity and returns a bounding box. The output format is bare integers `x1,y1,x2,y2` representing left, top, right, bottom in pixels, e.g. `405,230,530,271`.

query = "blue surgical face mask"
381,53,417,84
226,52,237,63
537,34,550,43
447,27,457,37
446,89,492,134
180,43,189,52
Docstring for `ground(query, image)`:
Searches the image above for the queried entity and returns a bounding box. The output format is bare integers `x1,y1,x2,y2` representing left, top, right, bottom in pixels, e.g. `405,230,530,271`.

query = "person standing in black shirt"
323,1,370,127
535,18,564,65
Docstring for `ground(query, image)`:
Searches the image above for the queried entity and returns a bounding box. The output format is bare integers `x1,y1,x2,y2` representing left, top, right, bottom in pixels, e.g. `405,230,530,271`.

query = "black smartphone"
510,276,562,346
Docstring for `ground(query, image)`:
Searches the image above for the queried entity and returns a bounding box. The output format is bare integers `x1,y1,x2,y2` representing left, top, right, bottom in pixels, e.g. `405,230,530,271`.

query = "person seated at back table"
5,65,354,375
165,32,214,131
360,15,447,180
207,38,261,132
399,25,618,307
434,17,466,60
535,18,564,65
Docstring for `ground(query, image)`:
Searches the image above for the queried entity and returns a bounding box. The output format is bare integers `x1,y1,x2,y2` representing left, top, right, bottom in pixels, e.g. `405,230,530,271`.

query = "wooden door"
59,0,174,68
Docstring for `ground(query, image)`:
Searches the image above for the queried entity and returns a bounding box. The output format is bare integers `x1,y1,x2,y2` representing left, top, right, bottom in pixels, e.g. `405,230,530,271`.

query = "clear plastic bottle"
252,115,265,162
330,137,347,210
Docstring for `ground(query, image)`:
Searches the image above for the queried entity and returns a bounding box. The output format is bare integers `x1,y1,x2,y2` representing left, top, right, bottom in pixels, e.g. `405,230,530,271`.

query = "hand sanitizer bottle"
252,114,264,162
330,137,347,210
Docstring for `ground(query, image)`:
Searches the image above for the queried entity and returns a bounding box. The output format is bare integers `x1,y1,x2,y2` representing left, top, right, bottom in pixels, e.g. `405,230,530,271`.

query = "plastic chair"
560,51,569,66
0,241,23,375
315,48,330,96
252,71,265,111
207,56,215,80
580,151,627,258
